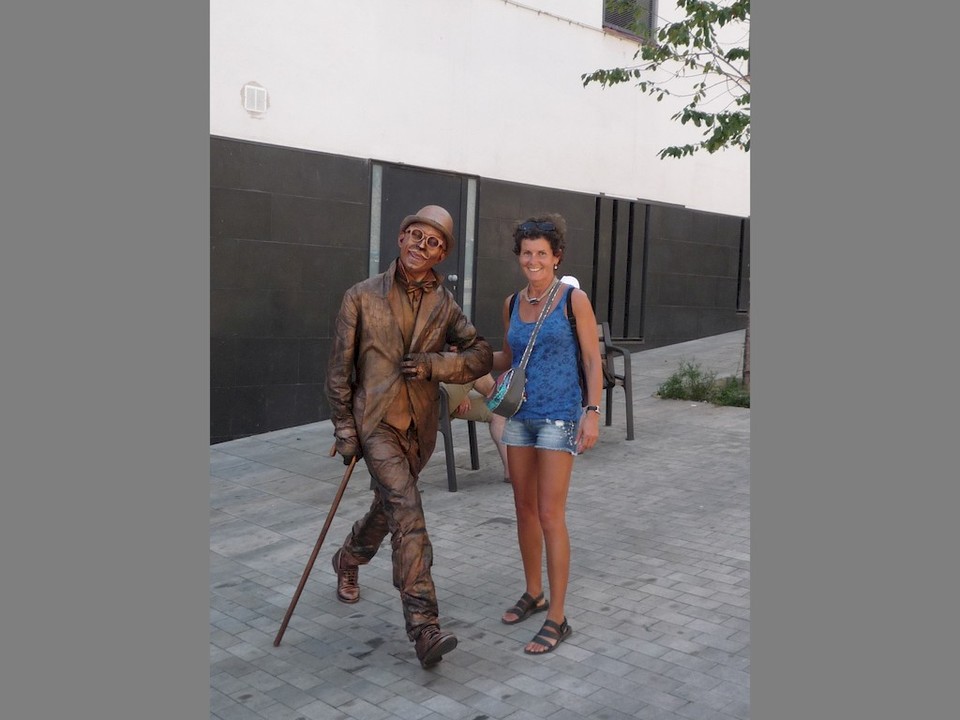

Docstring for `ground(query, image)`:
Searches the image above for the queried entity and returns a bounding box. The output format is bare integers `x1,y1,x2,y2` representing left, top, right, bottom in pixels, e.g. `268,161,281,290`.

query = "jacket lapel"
410,284,442,351
382,261,409,349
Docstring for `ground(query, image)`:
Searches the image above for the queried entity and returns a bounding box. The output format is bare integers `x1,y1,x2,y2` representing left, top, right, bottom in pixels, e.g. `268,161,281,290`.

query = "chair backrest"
555,311,634,439
436,384,480,491
597,322,618,388
597,321,635,440
438,383,452,420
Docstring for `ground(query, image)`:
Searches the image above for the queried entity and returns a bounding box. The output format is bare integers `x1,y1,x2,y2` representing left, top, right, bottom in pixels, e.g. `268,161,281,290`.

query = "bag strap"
566,288,588,402
516,278,562,371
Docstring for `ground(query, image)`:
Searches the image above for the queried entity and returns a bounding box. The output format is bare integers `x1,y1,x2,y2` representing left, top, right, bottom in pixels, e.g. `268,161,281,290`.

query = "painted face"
517,237,559,282
398,222,447,279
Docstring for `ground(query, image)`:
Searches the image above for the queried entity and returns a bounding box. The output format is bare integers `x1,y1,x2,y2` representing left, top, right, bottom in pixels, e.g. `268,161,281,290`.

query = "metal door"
592,197,647,341
375,163,470,306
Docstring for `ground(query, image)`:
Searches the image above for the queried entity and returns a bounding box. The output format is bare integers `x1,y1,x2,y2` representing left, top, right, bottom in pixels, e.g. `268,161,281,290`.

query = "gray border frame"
4,1,959,718
2,2,209,718
752,2,958,718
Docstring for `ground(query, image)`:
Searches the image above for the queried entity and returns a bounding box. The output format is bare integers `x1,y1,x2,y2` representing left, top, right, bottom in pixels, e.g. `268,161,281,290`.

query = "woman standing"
492,214,603,654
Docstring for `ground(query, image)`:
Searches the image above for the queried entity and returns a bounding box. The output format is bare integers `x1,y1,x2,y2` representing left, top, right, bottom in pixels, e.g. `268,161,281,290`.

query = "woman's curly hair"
512,213,567,265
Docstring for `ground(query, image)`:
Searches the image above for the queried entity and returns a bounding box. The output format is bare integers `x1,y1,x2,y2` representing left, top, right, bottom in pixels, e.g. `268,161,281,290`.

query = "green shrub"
710,376,751,408
656,359,750,408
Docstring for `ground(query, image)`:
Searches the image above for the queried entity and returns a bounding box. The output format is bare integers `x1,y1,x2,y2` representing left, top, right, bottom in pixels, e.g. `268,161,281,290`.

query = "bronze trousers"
338,422,439,640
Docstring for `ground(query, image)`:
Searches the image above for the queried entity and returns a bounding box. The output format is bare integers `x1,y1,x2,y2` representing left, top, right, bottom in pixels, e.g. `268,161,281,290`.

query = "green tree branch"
584,0,750,159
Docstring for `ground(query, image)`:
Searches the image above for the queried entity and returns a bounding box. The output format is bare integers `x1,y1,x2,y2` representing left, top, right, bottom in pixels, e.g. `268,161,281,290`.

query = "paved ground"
210,330,750,720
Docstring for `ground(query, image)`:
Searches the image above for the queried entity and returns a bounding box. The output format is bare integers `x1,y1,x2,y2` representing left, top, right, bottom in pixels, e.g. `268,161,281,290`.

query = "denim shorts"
502,417,579,455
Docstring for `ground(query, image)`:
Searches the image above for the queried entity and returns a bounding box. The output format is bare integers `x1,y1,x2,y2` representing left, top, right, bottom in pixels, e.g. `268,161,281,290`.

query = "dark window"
603,0,657,39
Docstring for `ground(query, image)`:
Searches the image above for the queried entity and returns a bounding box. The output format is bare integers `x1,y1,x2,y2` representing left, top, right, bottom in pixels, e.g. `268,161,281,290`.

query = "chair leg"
604,386,614,427
439,417,458,492
437,388,459,492
467,421,480,470
623,379,634,441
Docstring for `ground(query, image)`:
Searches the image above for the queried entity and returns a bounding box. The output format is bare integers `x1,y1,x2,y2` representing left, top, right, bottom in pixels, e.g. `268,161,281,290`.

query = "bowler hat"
400,205,456,250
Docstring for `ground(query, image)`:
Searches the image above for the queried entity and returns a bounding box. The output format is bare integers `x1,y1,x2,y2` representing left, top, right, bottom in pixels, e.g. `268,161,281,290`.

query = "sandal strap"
528,634,554,648
508,591,543,615
538,618,567,636
529,618,569,648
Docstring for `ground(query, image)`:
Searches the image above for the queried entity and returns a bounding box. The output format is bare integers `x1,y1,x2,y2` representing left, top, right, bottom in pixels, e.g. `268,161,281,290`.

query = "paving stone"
298,698,349,720
264,681,320,710
209,331,750,720
379,693,436,720
210,700,269,720
227,685,276,712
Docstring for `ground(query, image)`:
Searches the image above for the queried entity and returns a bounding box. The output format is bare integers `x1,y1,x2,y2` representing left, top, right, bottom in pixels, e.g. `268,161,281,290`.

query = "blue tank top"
507,285,583,421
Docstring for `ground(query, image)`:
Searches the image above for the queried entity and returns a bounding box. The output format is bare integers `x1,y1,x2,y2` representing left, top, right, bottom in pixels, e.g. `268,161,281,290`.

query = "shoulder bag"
486,278,563,418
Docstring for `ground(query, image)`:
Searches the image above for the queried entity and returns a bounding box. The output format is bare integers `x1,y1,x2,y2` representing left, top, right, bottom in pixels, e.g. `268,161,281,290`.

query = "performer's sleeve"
325,290,360,447
430,311,493,385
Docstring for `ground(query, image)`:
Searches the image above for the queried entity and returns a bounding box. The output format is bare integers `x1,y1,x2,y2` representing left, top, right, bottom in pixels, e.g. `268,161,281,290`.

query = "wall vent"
241,82,268,116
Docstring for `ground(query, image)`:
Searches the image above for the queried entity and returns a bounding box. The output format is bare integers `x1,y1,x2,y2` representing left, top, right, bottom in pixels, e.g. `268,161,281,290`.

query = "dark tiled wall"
473,179,597,351
739,218,751,312
210,139,749,443
210,138,370,444
593,197,646,339
642,205,749,349
474,181,748,352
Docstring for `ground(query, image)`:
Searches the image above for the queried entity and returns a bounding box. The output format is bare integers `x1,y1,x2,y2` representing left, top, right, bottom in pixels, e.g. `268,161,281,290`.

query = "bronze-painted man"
325,205,493,668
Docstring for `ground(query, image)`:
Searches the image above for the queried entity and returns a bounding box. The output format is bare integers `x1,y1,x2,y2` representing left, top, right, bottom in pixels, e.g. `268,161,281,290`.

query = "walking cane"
273,443,358,646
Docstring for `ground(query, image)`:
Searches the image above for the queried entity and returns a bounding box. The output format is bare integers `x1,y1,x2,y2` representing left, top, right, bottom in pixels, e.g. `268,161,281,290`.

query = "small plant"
657,359,750,408
711,375,750,408
657,360,717,401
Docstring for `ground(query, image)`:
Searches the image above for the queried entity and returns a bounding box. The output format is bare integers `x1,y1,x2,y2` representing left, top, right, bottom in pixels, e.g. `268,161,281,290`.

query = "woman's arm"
571,288,602,452
490,294,514,376
571,289,603,408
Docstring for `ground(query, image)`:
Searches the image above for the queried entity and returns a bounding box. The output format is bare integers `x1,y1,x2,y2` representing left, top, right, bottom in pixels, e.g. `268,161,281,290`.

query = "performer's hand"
400,353,432,381
335,437,361,465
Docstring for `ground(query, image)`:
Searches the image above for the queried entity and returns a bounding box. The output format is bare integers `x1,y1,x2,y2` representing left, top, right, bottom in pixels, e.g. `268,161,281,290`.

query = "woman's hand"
576,410,600,453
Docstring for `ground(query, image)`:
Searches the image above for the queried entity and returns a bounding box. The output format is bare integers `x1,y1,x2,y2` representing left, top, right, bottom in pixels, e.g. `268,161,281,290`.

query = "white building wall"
210,0,749,217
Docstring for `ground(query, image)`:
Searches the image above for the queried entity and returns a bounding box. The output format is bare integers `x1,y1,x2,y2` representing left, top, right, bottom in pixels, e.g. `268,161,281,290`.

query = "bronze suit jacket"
326,260,493,468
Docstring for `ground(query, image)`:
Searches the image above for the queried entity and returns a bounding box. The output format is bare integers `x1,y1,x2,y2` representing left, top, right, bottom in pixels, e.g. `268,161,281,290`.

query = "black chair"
599,321,635,441
437,385,480,492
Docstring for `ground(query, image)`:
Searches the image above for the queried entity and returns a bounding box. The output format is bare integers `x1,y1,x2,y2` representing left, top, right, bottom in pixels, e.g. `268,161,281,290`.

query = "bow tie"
404,277,438,300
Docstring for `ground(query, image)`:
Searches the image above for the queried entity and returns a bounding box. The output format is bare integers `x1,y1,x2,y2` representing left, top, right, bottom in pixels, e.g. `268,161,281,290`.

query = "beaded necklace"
522,277,559,305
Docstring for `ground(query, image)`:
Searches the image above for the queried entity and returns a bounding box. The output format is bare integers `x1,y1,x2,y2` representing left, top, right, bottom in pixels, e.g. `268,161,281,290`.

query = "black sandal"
524,617,572,655
501,591,549,625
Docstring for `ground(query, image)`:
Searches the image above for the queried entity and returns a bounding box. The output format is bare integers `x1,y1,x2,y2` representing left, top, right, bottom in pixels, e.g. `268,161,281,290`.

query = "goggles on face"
405,227,444,249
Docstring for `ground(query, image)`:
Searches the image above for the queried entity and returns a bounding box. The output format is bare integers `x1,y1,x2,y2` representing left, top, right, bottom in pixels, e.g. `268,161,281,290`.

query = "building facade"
210,1,750,443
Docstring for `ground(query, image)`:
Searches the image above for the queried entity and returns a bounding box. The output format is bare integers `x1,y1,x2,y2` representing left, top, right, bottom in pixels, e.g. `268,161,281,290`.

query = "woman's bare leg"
501,445,544,622
525,448,573,653
489,413,510,481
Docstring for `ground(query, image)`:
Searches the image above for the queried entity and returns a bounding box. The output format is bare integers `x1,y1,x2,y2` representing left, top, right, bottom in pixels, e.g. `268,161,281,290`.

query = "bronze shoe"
414,624,458,668
331,549,359,604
